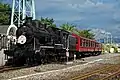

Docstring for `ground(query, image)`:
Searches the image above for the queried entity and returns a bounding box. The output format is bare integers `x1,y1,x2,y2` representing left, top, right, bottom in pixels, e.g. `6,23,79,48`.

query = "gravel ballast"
0,53,120,80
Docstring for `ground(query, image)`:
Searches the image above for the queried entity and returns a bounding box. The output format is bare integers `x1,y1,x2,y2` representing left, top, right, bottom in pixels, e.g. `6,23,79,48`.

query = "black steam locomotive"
5,17,76,66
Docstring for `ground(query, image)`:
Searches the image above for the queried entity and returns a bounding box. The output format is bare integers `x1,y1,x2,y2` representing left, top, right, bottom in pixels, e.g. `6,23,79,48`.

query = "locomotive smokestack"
26,17,33,23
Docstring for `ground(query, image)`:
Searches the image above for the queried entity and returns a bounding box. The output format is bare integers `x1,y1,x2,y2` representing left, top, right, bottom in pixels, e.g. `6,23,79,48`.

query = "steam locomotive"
4,17,102,66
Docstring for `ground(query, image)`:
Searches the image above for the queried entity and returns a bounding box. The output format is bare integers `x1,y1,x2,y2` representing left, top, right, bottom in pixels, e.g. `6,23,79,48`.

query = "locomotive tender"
4,17,102,66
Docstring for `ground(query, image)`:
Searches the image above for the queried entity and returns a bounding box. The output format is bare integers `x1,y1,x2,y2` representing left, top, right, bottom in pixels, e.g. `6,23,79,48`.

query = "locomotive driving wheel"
34,49,46,64
12,57,26,66
26,57,31,66
40,57,45,64
25,57,34,66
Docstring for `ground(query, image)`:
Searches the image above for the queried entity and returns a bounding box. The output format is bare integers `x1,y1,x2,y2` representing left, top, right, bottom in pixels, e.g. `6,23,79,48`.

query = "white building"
0,25,17,66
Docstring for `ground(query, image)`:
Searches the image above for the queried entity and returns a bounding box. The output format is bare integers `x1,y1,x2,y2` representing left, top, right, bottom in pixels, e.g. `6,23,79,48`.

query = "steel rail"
0,66,29,73
101,69,120,80
71,65,119,80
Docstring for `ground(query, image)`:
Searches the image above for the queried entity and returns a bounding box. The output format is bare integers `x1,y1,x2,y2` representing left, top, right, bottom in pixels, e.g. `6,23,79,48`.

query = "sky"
2,0,120,37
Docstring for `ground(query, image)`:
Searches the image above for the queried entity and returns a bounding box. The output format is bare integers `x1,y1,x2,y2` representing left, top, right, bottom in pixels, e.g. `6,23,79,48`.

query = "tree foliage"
60,23,77,33
76,30,95,39
0,2,11,25
60,23,94,39
39,17,56,28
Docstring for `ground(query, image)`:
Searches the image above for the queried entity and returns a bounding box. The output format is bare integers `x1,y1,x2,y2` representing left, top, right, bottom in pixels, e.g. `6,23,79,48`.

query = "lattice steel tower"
11,0,36,27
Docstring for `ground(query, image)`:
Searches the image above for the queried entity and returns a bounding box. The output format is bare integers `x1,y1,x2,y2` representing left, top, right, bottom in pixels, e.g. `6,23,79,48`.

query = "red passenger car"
72,33,102,57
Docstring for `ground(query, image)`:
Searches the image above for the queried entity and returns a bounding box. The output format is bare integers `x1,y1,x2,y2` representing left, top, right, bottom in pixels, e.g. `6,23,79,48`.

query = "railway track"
0,66,30,73
101,69,120,80
71,64,120,80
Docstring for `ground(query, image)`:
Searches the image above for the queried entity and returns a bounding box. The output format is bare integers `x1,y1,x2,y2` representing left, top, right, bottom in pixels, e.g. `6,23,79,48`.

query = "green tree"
0,3,11,25
76,30,95,39
60,23,94,39
60,23,77,33
39,17,56,28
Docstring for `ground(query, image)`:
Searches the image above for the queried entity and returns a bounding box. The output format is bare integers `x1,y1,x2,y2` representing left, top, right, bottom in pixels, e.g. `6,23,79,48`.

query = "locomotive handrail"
40,46,54,48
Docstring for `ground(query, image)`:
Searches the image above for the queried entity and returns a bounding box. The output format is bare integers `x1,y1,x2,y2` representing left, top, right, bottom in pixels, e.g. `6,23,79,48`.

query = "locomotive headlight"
17,35,26,44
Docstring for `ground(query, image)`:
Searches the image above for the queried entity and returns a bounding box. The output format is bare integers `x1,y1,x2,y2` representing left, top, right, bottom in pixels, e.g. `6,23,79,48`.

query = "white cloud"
35,0,120,36
68,0,115,11
68,0,96,8
84,0,95,6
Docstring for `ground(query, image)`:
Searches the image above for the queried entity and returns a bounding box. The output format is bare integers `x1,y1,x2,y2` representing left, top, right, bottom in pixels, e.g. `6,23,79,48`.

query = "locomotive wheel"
94,52,98,56
36,57,45,64
5,58,13,66
26,57,34,66
98,52,101,55
13,57,26,66
40,57,45,64
26,57,30,66
92,52,96,56
54,55,58,62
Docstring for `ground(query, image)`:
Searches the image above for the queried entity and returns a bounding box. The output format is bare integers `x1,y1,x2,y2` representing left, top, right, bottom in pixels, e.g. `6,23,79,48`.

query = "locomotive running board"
35,46,54,53
55,44,63,46
40,46,54,49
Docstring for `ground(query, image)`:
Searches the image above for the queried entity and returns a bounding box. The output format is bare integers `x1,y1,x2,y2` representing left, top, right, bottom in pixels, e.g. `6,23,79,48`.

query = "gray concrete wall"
0,49,5,66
